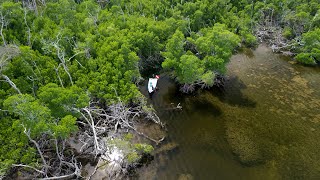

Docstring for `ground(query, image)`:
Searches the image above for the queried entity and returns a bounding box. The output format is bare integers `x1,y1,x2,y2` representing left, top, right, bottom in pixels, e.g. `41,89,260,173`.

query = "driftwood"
164,103,182,110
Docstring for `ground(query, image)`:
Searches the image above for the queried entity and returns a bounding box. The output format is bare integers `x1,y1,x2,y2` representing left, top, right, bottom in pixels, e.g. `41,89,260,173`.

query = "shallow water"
137,45,320,180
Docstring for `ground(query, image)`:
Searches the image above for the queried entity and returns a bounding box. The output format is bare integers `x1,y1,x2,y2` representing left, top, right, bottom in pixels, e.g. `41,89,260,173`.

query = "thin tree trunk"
82,107,101,154
24,8,32,47
62,63,73,86
23,127,48,170
0,14,6,46
54,67,64,88
1,74,21,94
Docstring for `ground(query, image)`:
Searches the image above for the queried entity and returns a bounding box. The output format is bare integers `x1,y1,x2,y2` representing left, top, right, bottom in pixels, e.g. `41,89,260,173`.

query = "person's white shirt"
148,78,158,93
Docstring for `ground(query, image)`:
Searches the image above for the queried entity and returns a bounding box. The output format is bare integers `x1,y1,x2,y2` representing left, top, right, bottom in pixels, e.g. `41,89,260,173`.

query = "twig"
12,164,45,175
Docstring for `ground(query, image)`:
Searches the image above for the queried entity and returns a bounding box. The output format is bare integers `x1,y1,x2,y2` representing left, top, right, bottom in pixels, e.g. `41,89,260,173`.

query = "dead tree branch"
23,127,48,171
0,11,8,46
12,164,45,175
1,74,22,94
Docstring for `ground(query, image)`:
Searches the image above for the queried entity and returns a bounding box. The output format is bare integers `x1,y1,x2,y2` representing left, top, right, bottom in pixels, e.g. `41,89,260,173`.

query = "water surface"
138,45,320,180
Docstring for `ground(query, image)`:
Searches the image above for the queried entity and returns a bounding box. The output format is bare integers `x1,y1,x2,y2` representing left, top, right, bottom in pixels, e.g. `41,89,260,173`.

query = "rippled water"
137,45,320,180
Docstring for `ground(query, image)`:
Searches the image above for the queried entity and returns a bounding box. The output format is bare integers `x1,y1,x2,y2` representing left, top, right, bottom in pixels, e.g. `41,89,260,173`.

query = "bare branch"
12,164,45,175
1,74,21,94
40,172,76,180
23,127,48,170
0,12,8,46
23,8,32,47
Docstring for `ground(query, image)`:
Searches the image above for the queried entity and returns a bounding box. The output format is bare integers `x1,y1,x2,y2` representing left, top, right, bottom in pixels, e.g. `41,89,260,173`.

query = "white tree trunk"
0,13,7,46
1,74,21,94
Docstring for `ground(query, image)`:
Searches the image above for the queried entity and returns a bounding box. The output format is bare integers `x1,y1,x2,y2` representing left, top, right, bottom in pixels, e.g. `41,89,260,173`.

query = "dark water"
138,45,320,180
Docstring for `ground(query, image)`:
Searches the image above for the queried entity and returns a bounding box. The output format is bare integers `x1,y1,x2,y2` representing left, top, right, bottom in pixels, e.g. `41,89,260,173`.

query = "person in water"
149,75,159,99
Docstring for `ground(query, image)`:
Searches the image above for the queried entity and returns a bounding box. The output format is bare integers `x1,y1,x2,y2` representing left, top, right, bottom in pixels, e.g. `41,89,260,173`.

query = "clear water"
137,45,320,180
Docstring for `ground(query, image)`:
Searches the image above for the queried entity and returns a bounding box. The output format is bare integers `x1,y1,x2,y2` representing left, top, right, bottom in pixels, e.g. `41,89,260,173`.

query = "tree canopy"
0,0,319,178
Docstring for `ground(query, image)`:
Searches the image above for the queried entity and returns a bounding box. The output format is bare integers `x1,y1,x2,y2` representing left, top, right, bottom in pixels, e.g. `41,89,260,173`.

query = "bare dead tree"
21,0,39,15
23,8,32,47
44,33,84,87
0,45,21,70
13,126,82,179
73,94,165,160
23,127,48,173
37,0,46,7
52,34,74,86
88,11,100,27
81,107,102,156
0,45,22,94
0,11,8,46
32,0,38,15
1,75,22,94
96,0,110,8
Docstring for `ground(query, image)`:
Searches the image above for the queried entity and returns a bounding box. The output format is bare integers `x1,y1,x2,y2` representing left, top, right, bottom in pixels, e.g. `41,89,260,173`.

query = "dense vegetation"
0,0,319,178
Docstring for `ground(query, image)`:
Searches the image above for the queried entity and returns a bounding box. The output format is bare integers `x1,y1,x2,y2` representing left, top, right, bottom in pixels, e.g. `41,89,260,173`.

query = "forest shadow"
188,98,223,117
159,77,222,117
210,76,257,108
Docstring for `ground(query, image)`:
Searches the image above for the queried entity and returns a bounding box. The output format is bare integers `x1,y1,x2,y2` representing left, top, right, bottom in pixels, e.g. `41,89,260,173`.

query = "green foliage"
296,53,316,65
0,0,319,177
124,133,134,141
161,30,185,70
3,94,52,134
162,23,240,87
1,93,79,175
194,24,241,61
0,117,37,176
38,83,89,118
127,152,139,163
296,28,320,64
241,32,258,47
53,115,78,138
134,143,154,154
283,27,294,39
0,2,25,44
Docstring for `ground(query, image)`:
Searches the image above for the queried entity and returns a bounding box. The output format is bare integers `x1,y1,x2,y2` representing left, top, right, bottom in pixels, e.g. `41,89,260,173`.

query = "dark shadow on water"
157,75,253,113
210,76,257,108
189,98,222,117
159,77,222,117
